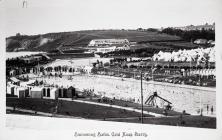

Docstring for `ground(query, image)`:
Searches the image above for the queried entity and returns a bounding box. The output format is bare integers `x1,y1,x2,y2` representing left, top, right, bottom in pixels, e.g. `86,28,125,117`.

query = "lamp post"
141,72,144,123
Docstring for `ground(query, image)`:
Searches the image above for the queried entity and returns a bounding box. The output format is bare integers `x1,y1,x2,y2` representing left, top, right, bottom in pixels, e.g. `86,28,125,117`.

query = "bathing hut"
63,88,68,98
57,87,71,98
15,87,25,98
50,88,59,99
58,87,63,98
67,86,76,98
30,87,43,98
43,87,59,99
7,85,15,96
24,88,29,97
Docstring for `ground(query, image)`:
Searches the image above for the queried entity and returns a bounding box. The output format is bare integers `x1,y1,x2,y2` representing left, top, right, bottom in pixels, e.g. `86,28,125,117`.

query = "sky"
1,0,221,37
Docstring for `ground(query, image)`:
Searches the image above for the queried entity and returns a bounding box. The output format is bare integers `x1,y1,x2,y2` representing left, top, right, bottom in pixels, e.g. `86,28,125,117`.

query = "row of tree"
161,28,215,41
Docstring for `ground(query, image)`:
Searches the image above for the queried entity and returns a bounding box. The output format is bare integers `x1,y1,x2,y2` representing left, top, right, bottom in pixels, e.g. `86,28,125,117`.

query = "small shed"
24,88,29,97
6,85,12,95
6,84,15,95
15,87,25,98
30,87,43,98
63,88,69,98
58,88,63,98
67,86,76,98
50,88,59,99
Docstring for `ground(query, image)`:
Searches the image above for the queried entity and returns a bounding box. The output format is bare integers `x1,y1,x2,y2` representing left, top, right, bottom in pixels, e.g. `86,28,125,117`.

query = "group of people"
200,104,214,115
206,104,214,115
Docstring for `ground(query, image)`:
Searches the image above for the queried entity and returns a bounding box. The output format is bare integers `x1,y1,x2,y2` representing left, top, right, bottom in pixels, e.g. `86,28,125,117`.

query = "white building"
88,39,130,47
96,46,117,53
115,44,130,51
43,87,59,100
88,39,131,53
194,39,208,45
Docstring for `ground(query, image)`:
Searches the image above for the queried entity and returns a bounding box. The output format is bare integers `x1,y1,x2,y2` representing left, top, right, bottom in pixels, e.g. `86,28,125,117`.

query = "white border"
1,1,222,140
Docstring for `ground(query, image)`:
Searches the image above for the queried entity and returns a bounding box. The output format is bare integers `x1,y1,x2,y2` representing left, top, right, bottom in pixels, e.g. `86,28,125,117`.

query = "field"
108,115,216,128
6,98,151,119
6,30,182,52
6,98,216,128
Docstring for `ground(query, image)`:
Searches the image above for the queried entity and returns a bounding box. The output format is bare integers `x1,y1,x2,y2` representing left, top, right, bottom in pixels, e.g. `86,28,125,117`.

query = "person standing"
207,104,209,114
211,106,214,115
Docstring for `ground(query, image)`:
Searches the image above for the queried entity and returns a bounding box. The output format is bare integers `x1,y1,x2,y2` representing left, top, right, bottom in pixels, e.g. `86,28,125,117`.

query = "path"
59,98,164,117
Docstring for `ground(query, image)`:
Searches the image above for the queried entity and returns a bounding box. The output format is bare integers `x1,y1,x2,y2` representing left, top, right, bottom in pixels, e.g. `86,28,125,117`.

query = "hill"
6,30,182,52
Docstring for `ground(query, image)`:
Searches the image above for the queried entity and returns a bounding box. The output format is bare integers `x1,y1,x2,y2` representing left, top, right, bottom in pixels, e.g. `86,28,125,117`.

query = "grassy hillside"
6,30,181,52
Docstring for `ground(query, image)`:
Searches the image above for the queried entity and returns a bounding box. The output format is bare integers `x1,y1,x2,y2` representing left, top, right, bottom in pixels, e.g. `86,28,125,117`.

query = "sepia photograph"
1,0,222,140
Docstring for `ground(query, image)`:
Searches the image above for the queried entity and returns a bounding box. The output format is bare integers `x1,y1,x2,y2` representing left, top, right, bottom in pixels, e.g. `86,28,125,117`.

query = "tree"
146,28,159,32
16,33,21,36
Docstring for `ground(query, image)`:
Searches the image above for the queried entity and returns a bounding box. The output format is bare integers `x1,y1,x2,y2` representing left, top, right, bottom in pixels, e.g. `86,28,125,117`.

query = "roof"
195,39,208,41
112,43,128,47
89,39,130,46
92,39,128,42
10,77,20,83
97,46,116,49
20,56,42,61
31,87,43,91
17,87,26,91
68,86,75,89
42,54,51,60
84,66,93,70
21,57,33,61
50,88,58,92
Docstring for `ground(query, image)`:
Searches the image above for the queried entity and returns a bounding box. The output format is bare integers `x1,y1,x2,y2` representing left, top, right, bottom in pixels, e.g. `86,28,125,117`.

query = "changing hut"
30,87,43,98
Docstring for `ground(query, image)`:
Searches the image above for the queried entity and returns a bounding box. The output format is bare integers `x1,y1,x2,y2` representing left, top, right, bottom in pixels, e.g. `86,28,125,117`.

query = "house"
20,55,43,64
88,39,131,53
30,87,43,98
95,44,130,53
10,77,20,86
21,57,34,64
173,23,215,31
